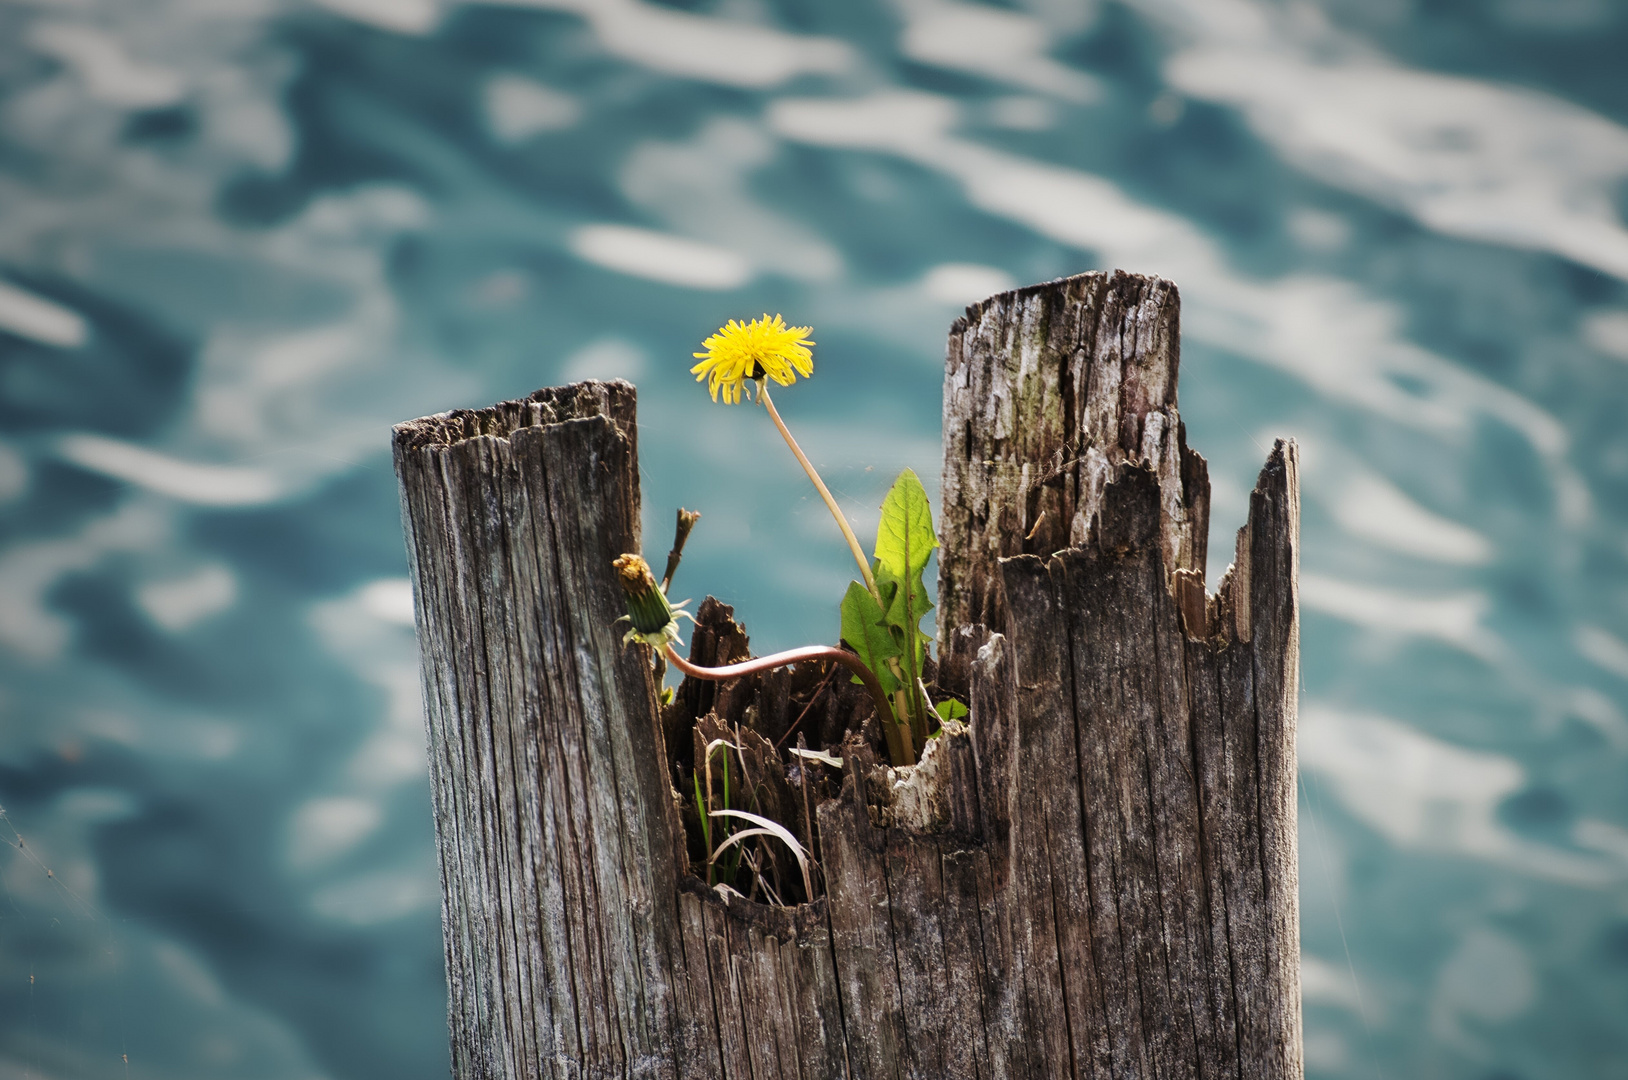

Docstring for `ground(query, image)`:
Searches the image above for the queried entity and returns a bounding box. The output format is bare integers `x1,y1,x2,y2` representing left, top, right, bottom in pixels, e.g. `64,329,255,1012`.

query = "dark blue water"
1,2,1626,1077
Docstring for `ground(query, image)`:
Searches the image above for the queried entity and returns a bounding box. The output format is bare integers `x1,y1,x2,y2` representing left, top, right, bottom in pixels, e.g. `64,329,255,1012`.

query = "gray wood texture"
393,270,1301,1079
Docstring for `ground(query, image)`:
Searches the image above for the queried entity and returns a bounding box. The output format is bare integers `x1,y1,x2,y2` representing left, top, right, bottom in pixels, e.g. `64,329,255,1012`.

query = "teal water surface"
1,2,1627,1078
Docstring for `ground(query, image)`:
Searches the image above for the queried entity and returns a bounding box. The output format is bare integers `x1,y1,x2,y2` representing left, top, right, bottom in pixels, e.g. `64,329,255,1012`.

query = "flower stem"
665,643,914,767
661,508,702,594
757,383,880,605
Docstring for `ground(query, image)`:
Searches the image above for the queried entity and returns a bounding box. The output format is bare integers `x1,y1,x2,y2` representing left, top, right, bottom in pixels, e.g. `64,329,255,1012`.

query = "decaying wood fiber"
393,270,1302,1079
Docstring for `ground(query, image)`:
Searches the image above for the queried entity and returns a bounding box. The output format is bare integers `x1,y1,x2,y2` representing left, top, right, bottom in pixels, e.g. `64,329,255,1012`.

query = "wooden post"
393,271,1301,1079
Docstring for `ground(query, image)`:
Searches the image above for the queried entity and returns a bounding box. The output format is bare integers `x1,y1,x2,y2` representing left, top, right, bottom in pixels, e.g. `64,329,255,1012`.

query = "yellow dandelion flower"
690,314,814,404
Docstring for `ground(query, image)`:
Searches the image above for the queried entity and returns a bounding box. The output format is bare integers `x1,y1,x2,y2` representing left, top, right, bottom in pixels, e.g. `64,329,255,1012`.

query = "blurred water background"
1,0,1627,1077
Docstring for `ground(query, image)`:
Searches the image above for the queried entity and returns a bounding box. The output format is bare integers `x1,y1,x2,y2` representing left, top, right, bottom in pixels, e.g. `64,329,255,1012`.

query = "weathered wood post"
393,271,1301,1079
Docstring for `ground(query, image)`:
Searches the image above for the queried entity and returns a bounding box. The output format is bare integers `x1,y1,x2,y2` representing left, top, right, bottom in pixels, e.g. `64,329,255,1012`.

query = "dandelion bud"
612,553,691,647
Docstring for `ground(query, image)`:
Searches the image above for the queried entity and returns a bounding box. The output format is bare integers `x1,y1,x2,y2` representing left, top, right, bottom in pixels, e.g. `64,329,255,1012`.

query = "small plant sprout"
689,315,967,761
605,316,979,906
840,468,948,755
615,314,971,834
690,315,920,758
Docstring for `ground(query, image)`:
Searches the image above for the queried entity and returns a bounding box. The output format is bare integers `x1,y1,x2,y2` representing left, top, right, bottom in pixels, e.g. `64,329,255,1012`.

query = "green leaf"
874,469,937,671
874,469,938,580
839,581,902,695
935,698,969,722
870,470,941,741
692,772,712,879
876,560,933,669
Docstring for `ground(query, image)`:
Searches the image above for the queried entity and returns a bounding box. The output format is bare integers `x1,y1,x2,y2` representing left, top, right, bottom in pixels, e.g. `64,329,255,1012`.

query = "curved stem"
758,384,880,605
665,643,913,767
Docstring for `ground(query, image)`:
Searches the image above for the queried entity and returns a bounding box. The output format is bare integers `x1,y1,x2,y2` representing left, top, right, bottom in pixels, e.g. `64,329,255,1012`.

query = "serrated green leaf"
874,469,938,580
935,698,969,722
839,581,901,695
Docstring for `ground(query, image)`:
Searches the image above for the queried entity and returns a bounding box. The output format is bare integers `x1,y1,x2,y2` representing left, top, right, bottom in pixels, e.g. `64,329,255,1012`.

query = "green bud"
612,553,691,648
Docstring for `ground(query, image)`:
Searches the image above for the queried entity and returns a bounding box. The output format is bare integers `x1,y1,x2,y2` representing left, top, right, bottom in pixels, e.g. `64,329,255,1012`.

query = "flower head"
612,553,693,648
691,314,814,404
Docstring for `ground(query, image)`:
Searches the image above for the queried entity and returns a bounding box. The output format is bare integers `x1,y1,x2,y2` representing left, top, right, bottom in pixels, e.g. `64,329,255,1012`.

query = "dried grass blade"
709,809,814,901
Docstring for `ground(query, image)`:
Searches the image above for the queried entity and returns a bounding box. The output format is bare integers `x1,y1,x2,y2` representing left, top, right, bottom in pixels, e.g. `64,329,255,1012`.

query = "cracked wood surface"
394,270,1301,1079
